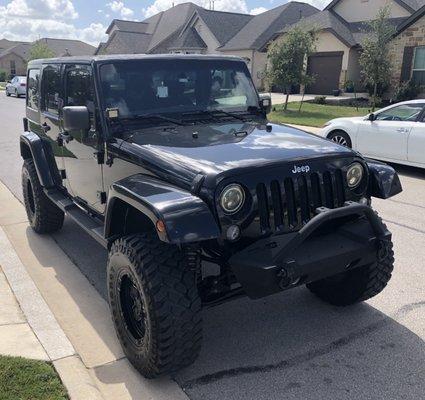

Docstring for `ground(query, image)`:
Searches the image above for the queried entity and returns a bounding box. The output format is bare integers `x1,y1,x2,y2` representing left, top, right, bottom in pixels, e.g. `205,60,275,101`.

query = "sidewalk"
0,180,188,400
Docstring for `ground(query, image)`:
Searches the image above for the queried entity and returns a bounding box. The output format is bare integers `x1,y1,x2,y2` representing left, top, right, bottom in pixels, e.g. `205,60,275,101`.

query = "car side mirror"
259,94,272,114
63,106,90,131
368,113,376,122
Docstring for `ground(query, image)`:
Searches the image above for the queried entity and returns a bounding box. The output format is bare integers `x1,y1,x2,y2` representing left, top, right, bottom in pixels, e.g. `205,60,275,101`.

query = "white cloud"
302,0,328,10
142,0,251,18
250,7,268,15
0,0,78,20
0,0,107,45
107,1,134,19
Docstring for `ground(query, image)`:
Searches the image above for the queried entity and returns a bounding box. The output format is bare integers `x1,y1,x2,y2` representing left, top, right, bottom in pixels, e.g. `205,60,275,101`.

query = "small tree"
359,6,396,111
28,41,55,61
266,26,317,111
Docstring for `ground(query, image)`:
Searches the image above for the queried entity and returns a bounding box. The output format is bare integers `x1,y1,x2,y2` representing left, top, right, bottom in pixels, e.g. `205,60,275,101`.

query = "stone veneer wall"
389,16,425,87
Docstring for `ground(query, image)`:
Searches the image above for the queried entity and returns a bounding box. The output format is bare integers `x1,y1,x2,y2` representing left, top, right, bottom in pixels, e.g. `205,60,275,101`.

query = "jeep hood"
120,122,355,186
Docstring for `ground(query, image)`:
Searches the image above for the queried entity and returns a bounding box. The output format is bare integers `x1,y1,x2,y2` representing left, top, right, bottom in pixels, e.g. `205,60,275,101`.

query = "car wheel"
22,159,64,233
6,88,10,97
307,216,394,306
328,130,352,148
108,233,202,378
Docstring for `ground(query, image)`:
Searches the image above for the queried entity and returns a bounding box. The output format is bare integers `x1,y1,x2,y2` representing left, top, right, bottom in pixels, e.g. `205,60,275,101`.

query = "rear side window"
27,69,40,111
41,65,62,115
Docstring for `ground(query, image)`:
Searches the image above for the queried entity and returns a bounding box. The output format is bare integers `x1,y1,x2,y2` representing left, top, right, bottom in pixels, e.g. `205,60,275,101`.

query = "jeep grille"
256,170,346,233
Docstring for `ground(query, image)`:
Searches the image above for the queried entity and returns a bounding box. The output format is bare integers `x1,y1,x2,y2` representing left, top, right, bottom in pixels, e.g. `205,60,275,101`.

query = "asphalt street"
1,93,424,400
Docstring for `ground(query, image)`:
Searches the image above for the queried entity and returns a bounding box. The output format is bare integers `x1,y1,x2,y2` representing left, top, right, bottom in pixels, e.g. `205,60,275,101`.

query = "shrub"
0,69,7,82
314,95,326,104
393,80,421,102
344,80,355,93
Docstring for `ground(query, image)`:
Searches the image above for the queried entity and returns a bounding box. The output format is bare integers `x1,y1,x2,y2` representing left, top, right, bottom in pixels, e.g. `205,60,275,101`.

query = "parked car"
21,55,402,378
5,76,26,97
321,100,425,168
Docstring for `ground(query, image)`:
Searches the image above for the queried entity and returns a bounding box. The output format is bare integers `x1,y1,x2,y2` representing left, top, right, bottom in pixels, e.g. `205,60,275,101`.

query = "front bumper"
229,202,391,299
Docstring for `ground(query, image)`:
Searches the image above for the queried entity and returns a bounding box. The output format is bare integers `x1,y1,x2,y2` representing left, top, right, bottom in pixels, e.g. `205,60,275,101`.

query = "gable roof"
0,43,31,60
106,19,149,34
194,8,254,46
169,27,207,50
220,2,319,51
325,0,425,13
279,9,356,46
0,38,29,52
101,31,152,54
394,3,425,34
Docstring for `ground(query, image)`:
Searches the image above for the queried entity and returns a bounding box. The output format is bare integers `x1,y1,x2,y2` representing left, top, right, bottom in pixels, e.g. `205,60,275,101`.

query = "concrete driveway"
1,94,424,400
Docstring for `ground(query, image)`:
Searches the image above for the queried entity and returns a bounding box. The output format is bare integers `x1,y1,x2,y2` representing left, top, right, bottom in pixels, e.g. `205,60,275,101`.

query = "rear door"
61,64,105,213
39,64,64,172
356,103,425,161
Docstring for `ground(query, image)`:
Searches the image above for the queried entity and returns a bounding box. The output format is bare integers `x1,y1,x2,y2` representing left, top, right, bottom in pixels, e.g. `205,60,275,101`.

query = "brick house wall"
389,16,425,87
0,53,27,78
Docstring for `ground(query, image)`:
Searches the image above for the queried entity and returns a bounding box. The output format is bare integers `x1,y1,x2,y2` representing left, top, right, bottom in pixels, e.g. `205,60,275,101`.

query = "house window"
10,60,16,76
412,46,425,85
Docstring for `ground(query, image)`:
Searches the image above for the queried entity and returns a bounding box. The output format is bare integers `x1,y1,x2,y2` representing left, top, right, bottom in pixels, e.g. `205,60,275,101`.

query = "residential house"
0,38,96,78
271,0,425,94
97,1,320,88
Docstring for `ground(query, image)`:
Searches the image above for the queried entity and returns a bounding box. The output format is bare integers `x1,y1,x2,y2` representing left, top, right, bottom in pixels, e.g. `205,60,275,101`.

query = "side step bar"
45,189,109,248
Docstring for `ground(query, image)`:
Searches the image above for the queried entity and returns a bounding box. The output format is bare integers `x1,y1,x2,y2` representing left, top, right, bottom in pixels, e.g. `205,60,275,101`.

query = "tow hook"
277,260,299,289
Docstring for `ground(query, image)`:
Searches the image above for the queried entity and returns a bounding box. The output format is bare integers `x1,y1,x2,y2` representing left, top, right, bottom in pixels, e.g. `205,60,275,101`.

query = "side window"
41,65,62,115
65,65,94,114
27,69,40,111
375,104,425,122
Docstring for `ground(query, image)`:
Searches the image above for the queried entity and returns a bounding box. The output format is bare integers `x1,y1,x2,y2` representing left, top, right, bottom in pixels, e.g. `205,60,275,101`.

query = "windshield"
99,59,259,119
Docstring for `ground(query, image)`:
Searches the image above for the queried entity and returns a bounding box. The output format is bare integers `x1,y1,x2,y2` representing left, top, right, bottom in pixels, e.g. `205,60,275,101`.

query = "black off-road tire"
6,89,10,97
107,233,202,378
307,224,394,306
22,159,64,233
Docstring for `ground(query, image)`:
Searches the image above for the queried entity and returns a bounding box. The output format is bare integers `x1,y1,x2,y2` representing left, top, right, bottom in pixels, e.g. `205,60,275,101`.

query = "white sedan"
320,100,425,168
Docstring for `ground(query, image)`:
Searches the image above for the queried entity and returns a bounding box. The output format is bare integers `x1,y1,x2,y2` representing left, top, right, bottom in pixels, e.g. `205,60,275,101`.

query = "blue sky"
0,0,327,45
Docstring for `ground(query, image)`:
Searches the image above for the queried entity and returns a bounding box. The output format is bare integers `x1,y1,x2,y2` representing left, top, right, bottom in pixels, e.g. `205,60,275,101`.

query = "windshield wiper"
119,113,184,126
182,109,246,122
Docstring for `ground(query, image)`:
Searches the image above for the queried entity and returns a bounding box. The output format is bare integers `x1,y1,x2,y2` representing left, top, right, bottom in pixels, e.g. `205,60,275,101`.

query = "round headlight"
347,163,364,188
220,184,245,214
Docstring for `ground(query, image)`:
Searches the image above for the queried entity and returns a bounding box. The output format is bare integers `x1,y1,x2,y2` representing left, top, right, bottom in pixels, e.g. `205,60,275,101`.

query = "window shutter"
400,46,414,82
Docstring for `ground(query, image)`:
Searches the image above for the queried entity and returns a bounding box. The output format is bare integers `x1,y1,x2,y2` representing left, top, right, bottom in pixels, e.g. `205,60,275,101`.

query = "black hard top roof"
27,53,244,68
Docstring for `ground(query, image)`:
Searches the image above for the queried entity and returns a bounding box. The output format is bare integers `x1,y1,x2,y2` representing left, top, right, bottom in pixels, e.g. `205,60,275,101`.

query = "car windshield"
99,59,259,120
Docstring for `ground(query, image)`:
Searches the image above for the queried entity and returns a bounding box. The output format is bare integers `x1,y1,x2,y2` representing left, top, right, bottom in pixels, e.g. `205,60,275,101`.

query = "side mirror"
368,113,376,121
62,106,90,131
259,94,272,114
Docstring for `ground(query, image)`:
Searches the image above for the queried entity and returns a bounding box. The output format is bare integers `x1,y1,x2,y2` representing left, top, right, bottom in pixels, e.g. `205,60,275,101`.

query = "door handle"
396,128,408,133
41,123,51,133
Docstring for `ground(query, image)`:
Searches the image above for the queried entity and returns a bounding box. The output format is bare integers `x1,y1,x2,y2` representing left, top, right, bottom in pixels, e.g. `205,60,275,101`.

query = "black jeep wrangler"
21,55,402,378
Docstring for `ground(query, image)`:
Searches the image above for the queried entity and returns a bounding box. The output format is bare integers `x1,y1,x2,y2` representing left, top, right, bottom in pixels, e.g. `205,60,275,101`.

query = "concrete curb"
0,226,104,400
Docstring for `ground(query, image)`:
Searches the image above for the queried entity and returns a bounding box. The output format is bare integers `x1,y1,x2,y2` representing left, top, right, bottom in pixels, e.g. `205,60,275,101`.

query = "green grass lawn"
0,355,68,400
268,102,371,128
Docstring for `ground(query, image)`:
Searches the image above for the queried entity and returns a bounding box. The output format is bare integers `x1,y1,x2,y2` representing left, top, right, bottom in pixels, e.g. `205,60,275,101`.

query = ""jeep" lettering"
292,165,310,174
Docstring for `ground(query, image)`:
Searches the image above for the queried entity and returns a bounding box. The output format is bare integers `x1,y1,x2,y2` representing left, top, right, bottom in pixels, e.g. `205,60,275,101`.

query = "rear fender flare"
105,174,220,244
20,132,57,188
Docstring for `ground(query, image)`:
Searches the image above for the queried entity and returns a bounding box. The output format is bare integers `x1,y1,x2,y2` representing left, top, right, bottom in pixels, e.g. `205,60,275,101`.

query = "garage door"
306,52,343,95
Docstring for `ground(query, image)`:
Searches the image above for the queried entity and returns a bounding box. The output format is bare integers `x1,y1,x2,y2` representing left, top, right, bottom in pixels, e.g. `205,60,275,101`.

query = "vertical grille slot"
310,172,322,210
335,169,346,206
297,176,310,223
270,180,284,229
284,178,297,227
256,183,270,231
323,171,334,208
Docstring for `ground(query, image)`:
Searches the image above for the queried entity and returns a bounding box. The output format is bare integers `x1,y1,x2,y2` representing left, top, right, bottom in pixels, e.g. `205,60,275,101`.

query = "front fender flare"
105,174,220,244
365,159,403,199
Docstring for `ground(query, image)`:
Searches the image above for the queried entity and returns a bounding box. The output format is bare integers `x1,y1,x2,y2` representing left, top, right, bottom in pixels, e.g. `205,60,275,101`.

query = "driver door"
357,103,424,161
61,64,105,214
